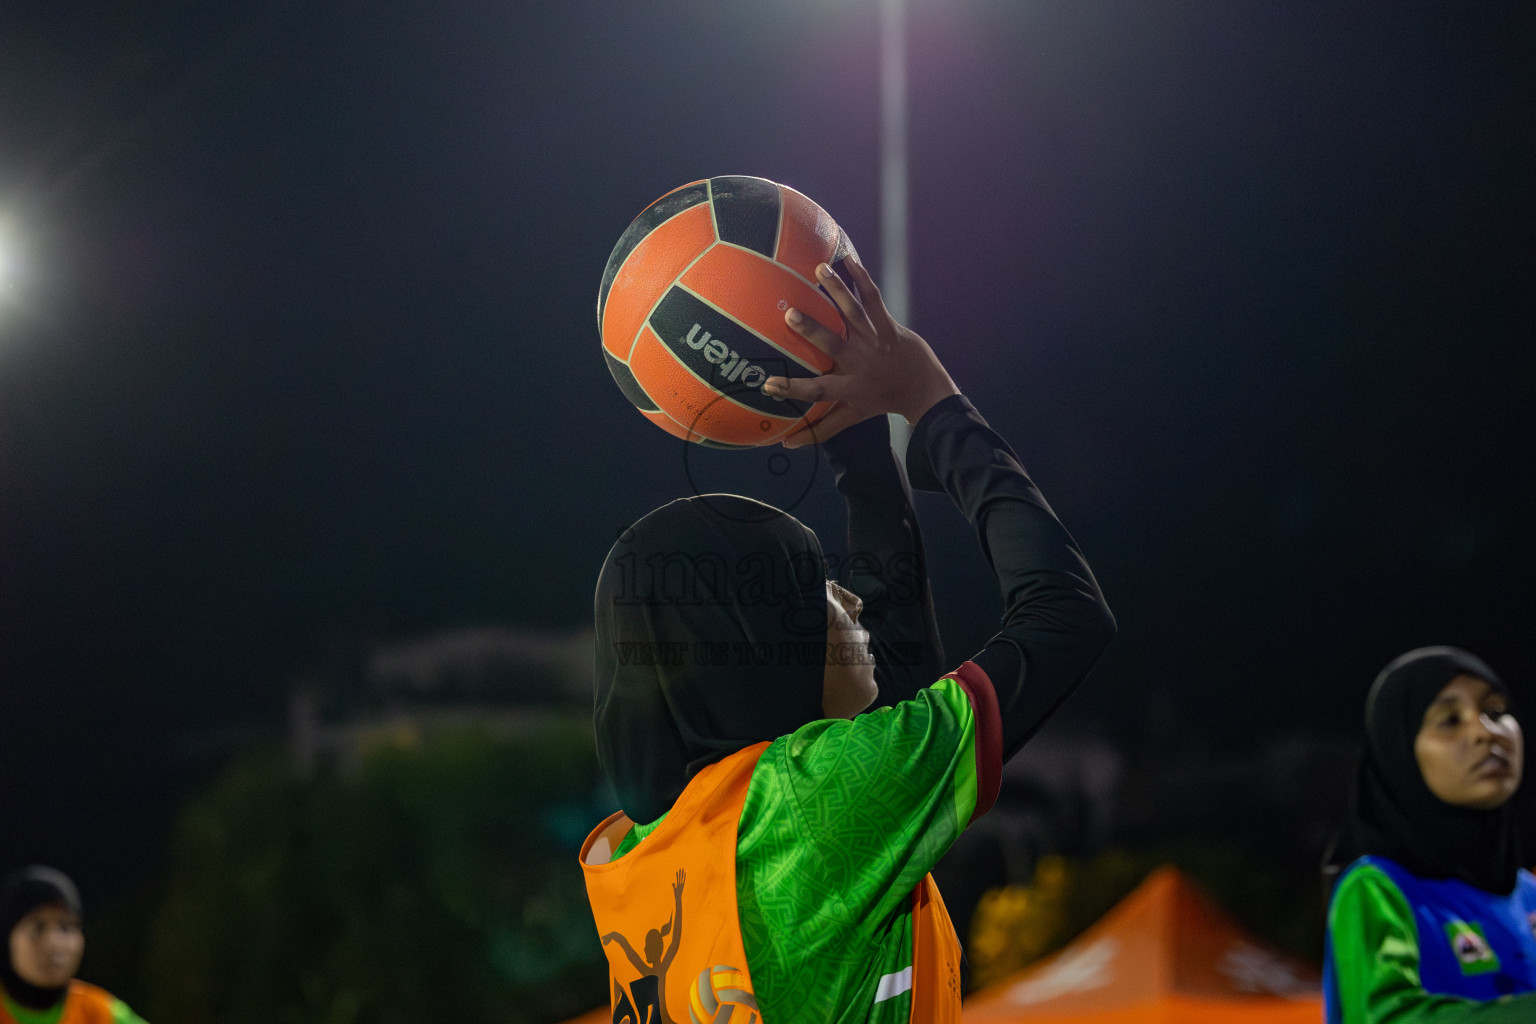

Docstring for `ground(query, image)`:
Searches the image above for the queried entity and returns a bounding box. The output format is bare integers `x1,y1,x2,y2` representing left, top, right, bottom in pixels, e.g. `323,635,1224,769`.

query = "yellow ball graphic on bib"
688,964,759,1024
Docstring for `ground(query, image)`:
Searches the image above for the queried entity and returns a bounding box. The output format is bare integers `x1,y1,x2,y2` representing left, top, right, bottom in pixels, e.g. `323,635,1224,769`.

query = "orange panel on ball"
640,408,711,445
678,246,839,372
628,324,807,446
775,185,845,281
601,202,716,361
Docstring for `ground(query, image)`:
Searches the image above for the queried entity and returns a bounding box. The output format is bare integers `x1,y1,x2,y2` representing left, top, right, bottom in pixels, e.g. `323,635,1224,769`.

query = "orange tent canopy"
963,865,1323,1024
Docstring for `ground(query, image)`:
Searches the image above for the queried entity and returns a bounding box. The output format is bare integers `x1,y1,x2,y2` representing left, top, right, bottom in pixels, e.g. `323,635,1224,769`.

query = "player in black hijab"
593,492,835,824
1326,646,1523,894
582,254,1114,1023
0,866,83,1012
0,865,149,1023
1322,647,1535,1023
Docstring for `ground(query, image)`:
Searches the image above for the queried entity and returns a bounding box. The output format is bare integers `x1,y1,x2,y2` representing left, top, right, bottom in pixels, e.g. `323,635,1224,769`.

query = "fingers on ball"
815,263,863,321
846,258,890,324
785,307,845,355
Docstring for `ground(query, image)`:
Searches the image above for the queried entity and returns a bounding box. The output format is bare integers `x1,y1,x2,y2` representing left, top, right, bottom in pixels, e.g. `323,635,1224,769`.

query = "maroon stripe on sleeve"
946,660,1002,822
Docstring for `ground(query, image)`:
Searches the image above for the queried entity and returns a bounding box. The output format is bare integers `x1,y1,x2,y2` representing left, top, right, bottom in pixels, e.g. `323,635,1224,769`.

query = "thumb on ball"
780,401,874,449
763,374,844,405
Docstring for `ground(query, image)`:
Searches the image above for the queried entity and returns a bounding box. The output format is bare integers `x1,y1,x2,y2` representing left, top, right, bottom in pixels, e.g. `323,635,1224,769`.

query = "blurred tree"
140,719,610,1024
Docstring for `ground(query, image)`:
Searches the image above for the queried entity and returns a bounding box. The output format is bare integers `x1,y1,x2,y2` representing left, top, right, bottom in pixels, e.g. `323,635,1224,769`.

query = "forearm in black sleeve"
820,414,947,706
905,395,1116,761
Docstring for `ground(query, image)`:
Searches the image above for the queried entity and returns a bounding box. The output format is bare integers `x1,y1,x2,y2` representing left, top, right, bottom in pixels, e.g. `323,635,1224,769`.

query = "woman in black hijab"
1322,647,1536,1023
580,255,1115,1024
1,865,149,1024
592,489,841,825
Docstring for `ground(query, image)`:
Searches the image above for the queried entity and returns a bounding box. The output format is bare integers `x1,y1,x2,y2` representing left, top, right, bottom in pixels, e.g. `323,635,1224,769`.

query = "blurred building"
935,719,1359,961
287,625,595,775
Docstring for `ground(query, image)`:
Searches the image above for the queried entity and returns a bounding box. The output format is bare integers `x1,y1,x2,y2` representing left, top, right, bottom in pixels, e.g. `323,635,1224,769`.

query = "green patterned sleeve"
1330,865,1536,1023
755,676,981,925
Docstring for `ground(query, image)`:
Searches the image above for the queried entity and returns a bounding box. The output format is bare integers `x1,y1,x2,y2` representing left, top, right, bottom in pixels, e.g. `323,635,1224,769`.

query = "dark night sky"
2,0,1533,899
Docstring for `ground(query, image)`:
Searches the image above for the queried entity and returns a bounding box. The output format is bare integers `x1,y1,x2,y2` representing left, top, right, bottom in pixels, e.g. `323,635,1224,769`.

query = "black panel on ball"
603,350,660,413
649,286,816,419
596,181,710,331
708,176,782,258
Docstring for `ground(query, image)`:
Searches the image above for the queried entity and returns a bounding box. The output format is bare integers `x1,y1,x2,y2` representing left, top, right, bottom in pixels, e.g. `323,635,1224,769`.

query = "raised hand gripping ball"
598,176,857,448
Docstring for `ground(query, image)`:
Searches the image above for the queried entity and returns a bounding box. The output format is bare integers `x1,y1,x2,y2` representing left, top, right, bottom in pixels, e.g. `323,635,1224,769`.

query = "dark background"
2,0,1533,968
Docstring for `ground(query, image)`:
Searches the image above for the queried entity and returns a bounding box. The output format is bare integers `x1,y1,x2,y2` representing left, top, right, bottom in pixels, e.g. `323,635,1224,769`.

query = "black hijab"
1326,646,1524,895
1,865,82,1010
594,494,829,824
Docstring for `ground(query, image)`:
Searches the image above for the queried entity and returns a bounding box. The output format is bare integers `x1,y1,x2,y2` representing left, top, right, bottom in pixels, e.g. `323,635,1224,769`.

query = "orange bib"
582,743,767,1024
0,981,117,1024
581,743,962,1024
910,874,962,1022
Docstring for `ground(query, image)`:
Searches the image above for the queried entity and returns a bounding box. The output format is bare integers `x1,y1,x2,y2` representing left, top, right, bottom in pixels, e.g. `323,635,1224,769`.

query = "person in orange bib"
0,866,148,1024
583,256,1116,1024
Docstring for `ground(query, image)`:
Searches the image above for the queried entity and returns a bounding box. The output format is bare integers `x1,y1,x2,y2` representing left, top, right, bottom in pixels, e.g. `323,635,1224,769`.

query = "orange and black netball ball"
597,176,856,447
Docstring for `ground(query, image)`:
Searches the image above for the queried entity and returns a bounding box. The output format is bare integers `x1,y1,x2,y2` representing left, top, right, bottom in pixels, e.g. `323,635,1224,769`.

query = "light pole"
878,0,914,454
0,223,15,294
879,0,909,328
0,214,20,322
